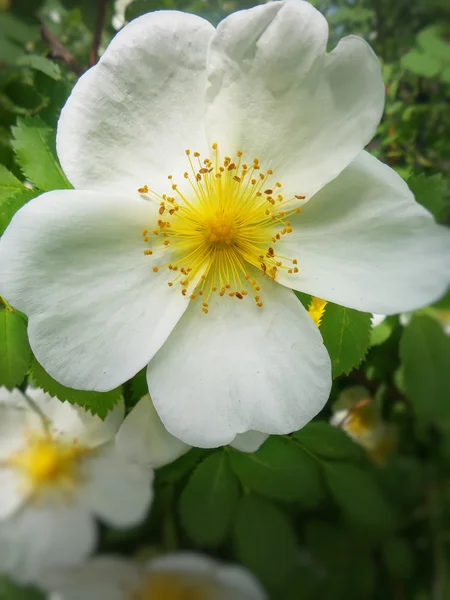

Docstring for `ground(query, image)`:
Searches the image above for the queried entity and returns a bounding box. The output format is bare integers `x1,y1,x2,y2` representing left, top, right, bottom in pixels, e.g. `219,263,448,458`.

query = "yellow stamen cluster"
132,573,208,600
140,144,304,313
8,432,88,495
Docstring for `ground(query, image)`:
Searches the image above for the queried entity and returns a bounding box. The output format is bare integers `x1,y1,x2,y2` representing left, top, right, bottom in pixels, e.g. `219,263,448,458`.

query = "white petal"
230,431,268,453
80,444,153,528
0,503,96,584
0,190,190,391
148,553,266,599
0,402,33,459
115,395,190,469
217,564,267,599
148,281,331,447
0,470,26,519
206,1,384,200
37,556,141,600
57,11,214,192
275,151,450,313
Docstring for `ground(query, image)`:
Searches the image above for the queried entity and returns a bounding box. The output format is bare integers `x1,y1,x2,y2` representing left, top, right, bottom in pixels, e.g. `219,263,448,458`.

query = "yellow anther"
138,185,149,194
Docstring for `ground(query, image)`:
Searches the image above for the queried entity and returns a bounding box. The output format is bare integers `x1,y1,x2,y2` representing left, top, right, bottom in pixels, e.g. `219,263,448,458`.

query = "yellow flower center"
139,144,304,313
8,432,88,494
132,573,208,600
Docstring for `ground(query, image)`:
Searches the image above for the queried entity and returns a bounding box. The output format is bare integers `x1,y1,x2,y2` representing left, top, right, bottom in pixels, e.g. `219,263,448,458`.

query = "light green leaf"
11,117,71,191
229,436,324,506
179,451,240,547
407,173,446,220
16,55,62,80
0,308,31,389
323,462,396,533
233,495,299,590
370,319,393,346
30,356,121,419
319,302,372,377
417,26,450,63
400,315,450,423
401,49,441,78
0,188,37,236
0,165,22,200
293,421,363,462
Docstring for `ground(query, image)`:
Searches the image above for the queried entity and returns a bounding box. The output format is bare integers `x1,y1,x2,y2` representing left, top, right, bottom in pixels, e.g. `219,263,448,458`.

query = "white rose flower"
0,387,153,583
116,395,268,469
38,553,267,600
0,1,448,448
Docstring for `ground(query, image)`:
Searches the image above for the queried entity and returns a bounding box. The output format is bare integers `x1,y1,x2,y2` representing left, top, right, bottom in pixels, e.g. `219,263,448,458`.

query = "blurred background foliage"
0,0,450,599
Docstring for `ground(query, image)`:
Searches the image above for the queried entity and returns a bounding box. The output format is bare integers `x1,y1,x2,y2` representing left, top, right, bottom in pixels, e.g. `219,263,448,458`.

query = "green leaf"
417,26,450,63
0,309,31,389
30,356,121,419
0,165,22,200
229,436,324,506
382,537,414,579
407,173,446,220
0,188,37,236
0,576,44,600
293,421,363,462
401,49,441,78
319,302,372,377
11,117,70,191
125,0,167,21
400,315,450,423
16,55,62,80
323,462,396,533
179,451,240,547
157,447,209,484
233,494,299,590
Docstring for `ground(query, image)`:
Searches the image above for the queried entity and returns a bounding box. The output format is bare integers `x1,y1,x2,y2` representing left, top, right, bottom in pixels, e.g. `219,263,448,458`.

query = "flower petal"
37,557,141,600
0,470,26,519
206,1,384,200
148,282,331,447
275,151,450,313
80,445,153,528
0,504,96,584
57,11,214,192
0,190,190,391
116,395,190,469
230,431,268,453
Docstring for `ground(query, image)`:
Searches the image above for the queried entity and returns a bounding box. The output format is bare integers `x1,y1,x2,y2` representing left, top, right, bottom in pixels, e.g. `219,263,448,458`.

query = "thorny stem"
89,0,108,67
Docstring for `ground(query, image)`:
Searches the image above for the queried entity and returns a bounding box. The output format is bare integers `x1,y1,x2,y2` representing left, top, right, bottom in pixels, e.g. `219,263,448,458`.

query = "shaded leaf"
17,55,62,80
0,308,31,389
0,188,36,236
293,421,363,462
179,451,239,547
408,173,446,220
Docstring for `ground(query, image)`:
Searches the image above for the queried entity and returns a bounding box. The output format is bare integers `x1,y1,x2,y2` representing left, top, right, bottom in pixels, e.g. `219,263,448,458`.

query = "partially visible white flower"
39,553,267,600
112,0,133,30
0,387,153,584
115,395,268,466
330,396,395,464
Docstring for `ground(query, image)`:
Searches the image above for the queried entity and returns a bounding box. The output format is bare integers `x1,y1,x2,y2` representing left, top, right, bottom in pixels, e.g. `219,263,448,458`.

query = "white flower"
116,395,268,469
38,553,267,600
0,387,153,584
0,1,448,448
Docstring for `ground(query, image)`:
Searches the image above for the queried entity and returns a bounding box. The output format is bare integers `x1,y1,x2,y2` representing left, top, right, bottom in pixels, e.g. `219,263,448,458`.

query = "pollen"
132,572,209,600
7,432,88,494
140,144,304,312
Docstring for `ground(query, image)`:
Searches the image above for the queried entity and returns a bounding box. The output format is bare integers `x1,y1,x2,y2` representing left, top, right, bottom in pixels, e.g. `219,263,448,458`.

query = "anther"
138,185,149,194
152,267,158,272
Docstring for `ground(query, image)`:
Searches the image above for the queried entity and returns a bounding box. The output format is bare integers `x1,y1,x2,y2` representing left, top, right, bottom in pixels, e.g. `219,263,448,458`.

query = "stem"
89,0,108,67
39,21,83,76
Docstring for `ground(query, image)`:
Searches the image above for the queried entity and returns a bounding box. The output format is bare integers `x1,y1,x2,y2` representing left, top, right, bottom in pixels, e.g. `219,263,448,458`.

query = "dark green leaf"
0,308,31,389
382,537,414,579
319,302,372,377
125,0,168,21
400,315,450,423
229,436,324,506
293,421,363,462
179,451,239,547
323,462,396,533
233,494,298,590
30,356,121,419
408,173,446,220
11,117,70,190
157,447,208,484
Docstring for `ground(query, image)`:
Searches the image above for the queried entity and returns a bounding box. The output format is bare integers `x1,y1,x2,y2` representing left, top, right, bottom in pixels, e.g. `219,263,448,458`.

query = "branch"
40,21,83,76
89,0,108,67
